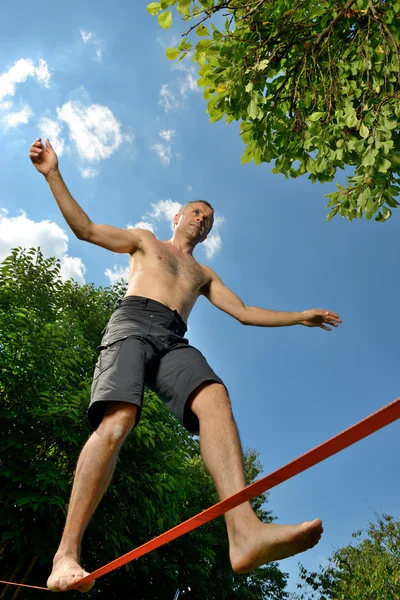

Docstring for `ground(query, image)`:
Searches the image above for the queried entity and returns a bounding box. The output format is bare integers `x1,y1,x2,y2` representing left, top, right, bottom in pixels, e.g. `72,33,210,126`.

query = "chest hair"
156,246,204,286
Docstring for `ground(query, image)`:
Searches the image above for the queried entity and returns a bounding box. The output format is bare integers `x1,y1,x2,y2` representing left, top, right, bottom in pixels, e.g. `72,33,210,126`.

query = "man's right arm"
30,138,145,254
46,169,143,253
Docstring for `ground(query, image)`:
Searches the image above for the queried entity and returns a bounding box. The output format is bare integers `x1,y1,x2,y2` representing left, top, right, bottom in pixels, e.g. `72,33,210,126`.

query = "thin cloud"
159,129,175,142
94,43,102,62
80,167,99,179
80,30,102,62
179,73,198,97
152,142,172,166
159,84,182,112
0,208,86,283
80,30,93,43
0,58,51,102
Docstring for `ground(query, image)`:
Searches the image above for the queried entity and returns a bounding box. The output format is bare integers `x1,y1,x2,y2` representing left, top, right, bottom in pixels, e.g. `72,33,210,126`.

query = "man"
29,137,341,593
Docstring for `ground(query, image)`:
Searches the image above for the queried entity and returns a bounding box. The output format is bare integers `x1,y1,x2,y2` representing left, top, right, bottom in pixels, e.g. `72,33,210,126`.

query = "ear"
173,213,180,227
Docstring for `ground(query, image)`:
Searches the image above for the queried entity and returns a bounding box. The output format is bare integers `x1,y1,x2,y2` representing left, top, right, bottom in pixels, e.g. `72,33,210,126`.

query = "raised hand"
29,138,58,177
301,309,342,331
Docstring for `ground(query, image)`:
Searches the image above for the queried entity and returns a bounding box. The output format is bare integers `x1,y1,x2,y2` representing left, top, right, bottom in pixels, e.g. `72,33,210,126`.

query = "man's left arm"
201,270,341,331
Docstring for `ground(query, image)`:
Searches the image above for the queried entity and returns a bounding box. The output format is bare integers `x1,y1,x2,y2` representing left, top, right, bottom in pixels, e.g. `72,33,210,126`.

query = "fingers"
317,309,342,326
29,138,47,161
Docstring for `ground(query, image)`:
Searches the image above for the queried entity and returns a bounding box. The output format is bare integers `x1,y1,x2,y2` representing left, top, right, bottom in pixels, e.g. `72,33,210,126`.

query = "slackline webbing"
1,397,398,592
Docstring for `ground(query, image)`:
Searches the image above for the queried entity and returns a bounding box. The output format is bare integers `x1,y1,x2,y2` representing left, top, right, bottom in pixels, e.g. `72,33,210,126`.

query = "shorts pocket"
93,336,128,381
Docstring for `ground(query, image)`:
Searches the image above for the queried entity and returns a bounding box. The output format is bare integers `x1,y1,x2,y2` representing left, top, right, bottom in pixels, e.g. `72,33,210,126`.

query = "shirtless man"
29,138,341,593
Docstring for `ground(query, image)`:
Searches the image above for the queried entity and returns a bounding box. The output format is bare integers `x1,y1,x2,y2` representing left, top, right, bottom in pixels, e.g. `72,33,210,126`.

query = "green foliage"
293,514,400,600
0,248,289,599
149,0,400,222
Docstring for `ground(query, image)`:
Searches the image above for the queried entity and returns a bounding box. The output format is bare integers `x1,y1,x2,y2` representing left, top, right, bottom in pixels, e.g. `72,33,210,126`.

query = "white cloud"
149,199,182,230
2,104,32,130
203,215,224,259
130,221,155,233
159,84,182,112
57,101,123,162
34,59,51,88
0,58,51,102
0,100,12,111
159,129,175,142
80,167,99,179
80,30,93,43
104,264,129,284
152,142,172,166
0,209,86,283
38,117,65,156
60,256,87,282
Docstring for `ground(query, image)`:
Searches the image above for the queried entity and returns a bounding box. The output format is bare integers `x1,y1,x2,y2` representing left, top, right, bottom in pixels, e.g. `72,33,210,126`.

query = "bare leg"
47,402,138,592
190,383,323,573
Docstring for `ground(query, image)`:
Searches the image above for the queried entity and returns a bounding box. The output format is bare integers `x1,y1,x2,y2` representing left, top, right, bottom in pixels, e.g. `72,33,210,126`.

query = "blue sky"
1,0,399,594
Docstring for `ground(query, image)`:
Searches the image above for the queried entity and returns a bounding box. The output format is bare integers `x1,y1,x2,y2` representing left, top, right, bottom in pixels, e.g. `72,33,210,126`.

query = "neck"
168,232,197,255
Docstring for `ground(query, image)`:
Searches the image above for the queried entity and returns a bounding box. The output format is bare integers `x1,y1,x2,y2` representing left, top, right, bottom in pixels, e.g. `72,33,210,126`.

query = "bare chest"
153,245,205,287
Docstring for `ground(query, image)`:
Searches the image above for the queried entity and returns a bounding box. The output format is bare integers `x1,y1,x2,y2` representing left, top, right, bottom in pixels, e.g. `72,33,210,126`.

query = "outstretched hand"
301,309,342,331
29,138,58,177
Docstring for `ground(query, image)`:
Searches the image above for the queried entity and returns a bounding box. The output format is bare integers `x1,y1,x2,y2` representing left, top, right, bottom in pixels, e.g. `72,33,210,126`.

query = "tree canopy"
0,248,289,599
149,0,400,222
293,513,400,600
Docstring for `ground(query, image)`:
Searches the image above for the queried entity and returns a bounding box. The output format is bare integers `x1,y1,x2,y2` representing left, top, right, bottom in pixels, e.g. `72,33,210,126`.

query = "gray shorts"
88,296,224,435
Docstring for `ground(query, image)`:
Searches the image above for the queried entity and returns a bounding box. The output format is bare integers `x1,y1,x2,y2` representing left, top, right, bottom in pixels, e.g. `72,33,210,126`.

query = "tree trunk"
0,556,25,600
0,541,10,558
10,555,39,600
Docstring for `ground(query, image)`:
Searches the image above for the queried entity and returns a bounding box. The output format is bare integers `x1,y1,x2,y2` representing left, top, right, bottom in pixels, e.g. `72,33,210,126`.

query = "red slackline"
1,397,399,592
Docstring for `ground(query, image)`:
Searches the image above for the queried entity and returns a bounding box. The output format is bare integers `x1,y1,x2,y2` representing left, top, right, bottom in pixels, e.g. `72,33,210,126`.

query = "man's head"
173,200,215,244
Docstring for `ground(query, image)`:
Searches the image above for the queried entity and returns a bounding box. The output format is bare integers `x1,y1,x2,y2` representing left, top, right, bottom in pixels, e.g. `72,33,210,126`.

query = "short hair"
178,199,214,215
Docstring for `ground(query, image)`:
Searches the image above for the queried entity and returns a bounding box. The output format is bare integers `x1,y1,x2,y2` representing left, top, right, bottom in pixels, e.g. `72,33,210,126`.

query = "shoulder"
128,228,157,253
199,264,221,293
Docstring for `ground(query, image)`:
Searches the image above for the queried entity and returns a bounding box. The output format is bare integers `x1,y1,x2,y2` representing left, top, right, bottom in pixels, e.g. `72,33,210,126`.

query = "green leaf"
256,59,270,71
359,123,369,138
362,153,375,167
245,81,254,93
377,157,392,173
166,47,180,60
146,2,161,15
247,99,258,120
196,25,210,37
308,112,326,122
382,206,392,220
158,10,172,29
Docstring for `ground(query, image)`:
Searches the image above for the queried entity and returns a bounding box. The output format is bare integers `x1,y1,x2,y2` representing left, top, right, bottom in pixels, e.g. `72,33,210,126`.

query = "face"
174,203,214,243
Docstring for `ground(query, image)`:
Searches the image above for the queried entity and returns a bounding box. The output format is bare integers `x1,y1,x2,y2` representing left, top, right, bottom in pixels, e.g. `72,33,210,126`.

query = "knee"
96,402,138,446
190,382,232,419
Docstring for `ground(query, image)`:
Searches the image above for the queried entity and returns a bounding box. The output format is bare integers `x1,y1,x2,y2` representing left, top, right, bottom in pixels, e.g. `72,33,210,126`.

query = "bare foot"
47,556,94,593
230,518,323,573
